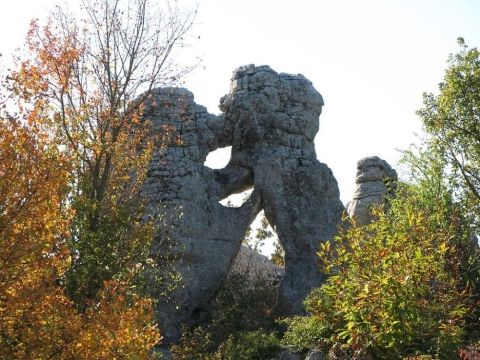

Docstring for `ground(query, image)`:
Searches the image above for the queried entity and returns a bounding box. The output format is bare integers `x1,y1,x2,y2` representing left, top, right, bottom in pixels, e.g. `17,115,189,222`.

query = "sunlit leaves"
285,186,474,359
418,39,480,229
0,118,160,358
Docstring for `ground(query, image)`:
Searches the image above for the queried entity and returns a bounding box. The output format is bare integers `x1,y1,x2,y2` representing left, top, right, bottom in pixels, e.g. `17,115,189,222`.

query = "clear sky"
2,0,480,206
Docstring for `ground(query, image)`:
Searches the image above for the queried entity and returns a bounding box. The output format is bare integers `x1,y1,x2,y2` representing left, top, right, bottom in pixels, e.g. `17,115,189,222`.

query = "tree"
282,41,480,356
0,117,160,359
0,116,73,358
414,38,480,339
417,38,480,229
10,0,196,306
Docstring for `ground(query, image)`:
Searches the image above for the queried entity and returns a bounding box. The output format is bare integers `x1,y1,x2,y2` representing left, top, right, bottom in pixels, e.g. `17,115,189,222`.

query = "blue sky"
2,0,480,205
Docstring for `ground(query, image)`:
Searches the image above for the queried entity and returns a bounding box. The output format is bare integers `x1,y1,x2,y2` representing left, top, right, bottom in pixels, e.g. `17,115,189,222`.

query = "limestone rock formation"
141,65,345,341
220,65,345,314
141,88,262,343
347,156,398,225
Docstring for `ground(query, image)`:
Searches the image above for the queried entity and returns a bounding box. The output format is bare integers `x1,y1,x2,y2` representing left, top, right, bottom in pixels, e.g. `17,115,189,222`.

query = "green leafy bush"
281,315,330,353
171,269,282,358
411,39,480,341
283,184,476,359
214,330,281,360
171,326,216,360
209,271,281,339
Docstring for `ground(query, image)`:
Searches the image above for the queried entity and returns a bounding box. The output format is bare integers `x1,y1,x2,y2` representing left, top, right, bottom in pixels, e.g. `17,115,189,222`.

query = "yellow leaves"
363,283,369,294
439,242,449,254
0,118,160,358
67,280,161,359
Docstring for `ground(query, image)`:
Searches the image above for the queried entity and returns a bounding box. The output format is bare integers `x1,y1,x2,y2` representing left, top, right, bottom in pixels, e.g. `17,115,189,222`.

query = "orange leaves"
12,61,49,101
0,118,75,358
0,118,70,281
72,280,161,359
0,118,160,359
2,2,173,356
26,18,83,93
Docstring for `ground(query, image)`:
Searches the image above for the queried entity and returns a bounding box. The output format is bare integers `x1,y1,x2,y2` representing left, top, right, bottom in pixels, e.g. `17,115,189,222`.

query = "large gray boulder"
346,156,397,225
141,88,262,343
220,65,345,314
305,349,325,360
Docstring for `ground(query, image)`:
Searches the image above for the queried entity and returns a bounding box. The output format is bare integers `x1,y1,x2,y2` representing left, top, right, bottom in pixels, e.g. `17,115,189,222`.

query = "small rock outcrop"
275,349,303,360
304,349,325,360
347,156,398,225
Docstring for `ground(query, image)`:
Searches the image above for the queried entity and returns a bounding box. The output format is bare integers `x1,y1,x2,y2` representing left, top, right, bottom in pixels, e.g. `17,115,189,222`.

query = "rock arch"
141,65,345,342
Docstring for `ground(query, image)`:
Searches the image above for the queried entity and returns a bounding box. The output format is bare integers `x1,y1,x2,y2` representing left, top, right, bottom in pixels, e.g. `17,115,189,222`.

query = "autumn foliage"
0,0,192,357
0,118,160,358
0,119,73,357
8,0,190,308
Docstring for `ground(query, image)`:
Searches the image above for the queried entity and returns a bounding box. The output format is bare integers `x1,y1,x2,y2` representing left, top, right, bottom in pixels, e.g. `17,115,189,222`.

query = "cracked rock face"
220,65,345,314
347,156,398,225
141,65,345,341
141,88,261,343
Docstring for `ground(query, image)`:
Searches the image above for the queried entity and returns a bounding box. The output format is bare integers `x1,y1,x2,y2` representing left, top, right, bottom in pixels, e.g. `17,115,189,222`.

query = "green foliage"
283,183,475,359
172,269,282,358
65,191,154,307
417,38,480,229
214,330,281,360
281,316,330,353
172,329,281,360
209,271,281,338
171,327,216,360
404,38,480,336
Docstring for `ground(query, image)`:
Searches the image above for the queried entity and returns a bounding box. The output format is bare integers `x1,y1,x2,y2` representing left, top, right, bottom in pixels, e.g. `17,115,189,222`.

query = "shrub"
172,268,282,358
281,316,330,353
283,184,476,359
170,327,215,360
214,330,281,360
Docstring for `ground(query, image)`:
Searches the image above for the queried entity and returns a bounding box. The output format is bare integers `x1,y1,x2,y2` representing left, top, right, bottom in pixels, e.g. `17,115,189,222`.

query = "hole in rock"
229,210,284,286
215,212,284,335
219,188,253,208
204,146,231,169
204,145,284,266
244,211,283,263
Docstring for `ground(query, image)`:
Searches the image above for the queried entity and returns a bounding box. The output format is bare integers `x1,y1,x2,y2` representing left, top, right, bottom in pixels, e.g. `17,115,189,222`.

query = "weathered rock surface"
141,88,262,343
141,65,345,341
220,65,345,314
275,348,303,360
231,245,284,285
347,156,398,225
304,349,325,360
